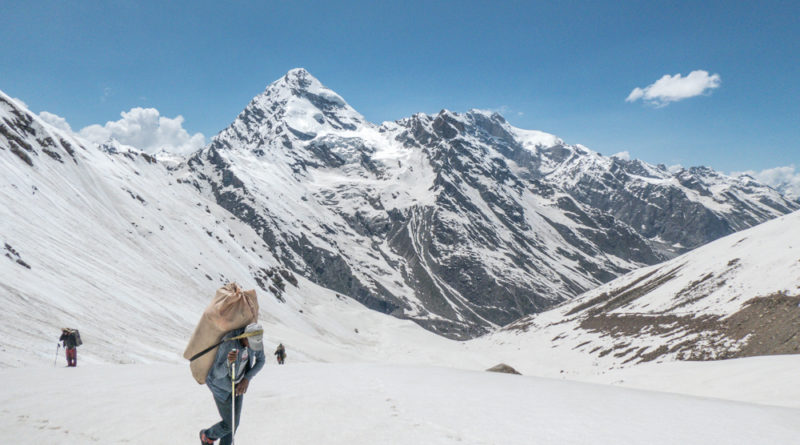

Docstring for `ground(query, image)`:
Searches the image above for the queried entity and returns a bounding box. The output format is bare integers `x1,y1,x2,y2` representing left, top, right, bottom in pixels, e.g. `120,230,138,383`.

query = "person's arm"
233,347,264,395
244,348,266,380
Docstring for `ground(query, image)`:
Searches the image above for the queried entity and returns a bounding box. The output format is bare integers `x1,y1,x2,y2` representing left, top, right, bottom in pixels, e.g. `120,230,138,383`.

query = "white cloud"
78,107,206,155
732,165,800,201
38,111,74,133
612,151,631,160
626,70,721,107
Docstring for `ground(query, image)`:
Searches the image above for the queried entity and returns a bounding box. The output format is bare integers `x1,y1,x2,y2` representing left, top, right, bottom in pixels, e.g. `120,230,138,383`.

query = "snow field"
3,362,799,445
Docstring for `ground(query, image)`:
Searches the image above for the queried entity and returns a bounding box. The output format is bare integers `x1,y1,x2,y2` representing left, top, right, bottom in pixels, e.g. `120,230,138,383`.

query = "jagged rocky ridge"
178,69,798,338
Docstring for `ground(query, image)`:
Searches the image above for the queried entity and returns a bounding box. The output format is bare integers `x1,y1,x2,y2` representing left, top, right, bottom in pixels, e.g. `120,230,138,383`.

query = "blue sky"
2,1,798,177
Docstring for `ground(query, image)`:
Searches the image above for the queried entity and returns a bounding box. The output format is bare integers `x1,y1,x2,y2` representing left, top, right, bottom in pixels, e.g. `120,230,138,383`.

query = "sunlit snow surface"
3,362,800,445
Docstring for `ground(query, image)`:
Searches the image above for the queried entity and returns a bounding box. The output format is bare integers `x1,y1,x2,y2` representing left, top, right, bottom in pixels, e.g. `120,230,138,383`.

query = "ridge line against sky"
1,1,797,192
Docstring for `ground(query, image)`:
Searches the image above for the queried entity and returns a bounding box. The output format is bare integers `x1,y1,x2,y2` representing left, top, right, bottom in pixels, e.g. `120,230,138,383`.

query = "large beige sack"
183,282,259,384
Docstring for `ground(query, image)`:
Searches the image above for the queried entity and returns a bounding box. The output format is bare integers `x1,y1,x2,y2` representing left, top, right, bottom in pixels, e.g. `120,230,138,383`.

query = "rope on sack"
188,330,264,362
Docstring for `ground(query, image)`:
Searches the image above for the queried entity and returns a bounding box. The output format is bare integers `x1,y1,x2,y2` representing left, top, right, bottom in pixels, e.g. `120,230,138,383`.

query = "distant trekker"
274,343,286,364
58,328,82,367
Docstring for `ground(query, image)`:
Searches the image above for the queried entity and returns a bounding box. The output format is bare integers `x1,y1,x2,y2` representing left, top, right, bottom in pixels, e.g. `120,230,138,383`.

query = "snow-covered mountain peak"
271,68,350,109
283,67,318,87
212,68,369,151
465,108,504,120
401,107,564,155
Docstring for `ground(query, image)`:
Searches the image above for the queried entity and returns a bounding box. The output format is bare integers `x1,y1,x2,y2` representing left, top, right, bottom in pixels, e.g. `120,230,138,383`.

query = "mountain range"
177,69,797,337
1,68,797,347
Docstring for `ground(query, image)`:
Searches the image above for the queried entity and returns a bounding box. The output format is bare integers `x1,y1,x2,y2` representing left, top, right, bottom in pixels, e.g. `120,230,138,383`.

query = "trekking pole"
54,344,60,367
231,351,237,445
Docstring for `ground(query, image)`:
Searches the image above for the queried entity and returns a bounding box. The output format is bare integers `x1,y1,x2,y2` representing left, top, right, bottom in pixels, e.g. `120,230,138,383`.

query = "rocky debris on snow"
3,243,30,269
252,266,299,302
499,211,800,367
575,292,800,363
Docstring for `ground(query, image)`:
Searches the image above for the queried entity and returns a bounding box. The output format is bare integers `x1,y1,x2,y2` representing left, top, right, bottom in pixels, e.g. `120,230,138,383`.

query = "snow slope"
482,209,800,368
3,363,799,445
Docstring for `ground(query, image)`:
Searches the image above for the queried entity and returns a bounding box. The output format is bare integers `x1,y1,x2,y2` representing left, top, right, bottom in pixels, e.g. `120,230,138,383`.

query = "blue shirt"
206,328,266,401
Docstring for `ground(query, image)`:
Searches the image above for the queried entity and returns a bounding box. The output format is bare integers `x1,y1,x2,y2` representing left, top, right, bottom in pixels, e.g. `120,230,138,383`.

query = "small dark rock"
486,363,521,375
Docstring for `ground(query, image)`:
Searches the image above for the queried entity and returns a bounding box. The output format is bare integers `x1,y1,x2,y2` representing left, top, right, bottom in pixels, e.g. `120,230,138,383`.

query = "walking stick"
231,352,237,445
54,344,60,367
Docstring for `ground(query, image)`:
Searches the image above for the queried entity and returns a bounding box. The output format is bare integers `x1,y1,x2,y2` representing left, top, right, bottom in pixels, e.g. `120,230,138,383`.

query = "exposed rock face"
179,69,798,339
0,94,82,167
554,160,798,253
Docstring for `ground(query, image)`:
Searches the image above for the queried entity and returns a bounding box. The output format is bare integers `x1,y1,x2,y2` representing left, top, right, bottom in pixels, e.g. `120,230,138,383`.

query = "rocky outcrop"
486,363,522,375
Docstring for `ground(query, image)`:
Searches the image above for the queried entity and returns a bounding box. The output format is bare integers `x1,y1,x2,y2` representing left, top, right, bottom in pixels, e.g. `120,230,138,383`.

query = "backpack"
72,329,83,347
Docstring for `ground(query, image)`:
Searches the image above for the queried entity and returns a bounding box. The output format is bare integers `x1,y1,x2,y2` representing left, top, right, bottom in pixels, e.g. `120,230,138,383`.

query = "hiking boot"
199,429,214,444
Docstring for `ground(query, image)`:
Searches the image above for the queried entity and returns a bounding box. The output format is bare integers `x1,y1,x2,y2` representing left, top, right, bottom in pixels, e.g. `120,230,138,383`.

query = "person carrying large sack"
183,283,265,445
199,322,265,445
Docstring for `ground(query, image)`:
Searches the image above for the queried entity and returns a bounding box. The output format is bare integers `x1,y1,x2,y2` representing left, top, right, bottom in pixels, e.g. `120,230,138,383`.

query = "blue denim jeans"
206,393,243,445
